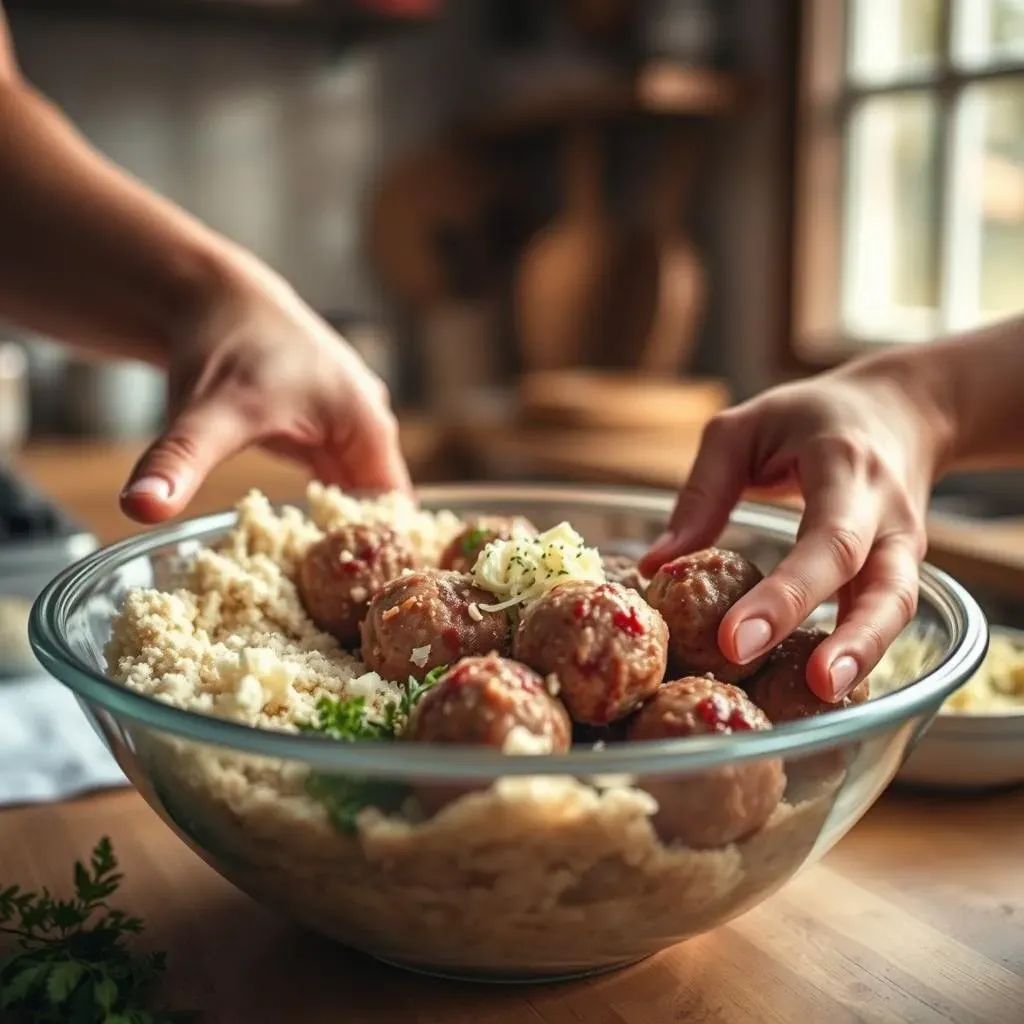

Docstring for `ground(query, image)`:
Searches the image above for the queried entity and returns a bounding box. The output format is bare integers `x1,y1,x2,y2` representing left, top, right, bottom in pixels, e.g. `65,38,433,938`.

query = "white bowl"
895,626,1024,791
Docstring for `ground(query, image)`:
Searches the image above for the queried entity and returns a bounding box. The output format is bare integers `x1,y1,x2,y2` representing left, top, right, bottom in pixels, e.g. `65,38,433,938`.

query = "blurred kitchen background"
2,0,1024,641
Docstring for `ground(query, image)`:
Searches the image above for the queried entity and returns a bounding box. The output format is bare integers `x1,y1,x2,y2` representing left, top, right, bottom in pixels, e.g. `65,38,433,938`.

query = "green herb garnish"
0,837,196,1024
297,695,390,742
304,775,410,836
302,665,448,834
461,528,487,555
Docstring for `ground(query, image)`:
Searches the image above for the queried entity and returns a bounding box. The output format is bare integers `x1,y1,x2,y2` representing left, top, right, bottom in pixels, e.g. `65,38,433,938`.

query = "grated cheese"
410,644,432,668
470,521,605,612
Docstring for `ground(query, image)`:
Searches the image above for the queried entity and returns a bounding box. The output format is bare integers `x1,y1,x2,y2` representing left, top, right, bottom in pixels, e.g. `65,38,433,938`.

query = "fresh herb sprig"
300,665,447,834
0,837,196,1024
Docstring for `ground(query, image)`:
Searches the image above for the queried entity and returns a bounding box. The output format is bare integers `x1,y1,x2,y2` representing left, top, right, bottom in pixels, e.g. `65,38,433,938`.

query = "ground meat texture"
601,555,648,596
646,548,766,684
513,580,668,726
747,628,871,724
406,654,571,814
627,677,786,848
360,569,511,682
438,516,538,574
297,524,417,646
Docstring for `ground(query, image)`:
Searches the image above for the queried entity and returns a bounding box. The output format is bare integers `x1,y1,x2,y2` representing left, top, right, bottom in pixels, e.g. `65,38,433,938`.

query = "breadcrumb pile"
105,485,463,730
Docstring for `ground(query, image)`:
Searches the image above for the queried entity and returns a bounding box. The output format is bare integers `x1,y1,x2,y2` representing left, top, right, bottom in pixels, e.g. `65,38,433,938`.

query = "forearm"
846,315,1024,476
0,75,252,365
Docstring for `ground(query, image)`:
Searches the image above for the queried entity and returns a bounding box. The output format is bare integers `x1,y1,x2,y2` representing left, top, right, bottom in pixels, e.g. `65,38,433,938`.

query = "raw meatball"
439,516,537,574
748,628,871,724
360,568,510,682
627,677,786,848
406,654,571,815
601,554,648,596
513,580,668,725
297,523,417,646
646,547,766,683
407,654,571,749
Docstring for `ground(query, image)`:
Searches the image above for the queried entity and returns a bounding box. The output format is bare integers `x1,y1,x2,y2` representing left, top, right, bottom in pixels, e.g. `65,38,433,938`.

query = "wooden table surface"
3,438,1024,1022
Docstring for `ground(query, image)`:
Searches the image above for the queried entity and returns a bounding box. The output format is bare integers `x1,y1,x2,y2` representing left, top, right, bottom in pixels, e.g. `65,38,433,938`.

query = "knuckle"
771,574,814,621
890,577,919,624
824,523,868,575
857,620,889,665
813,431,870,469
701,412,737,448
153,431,203,464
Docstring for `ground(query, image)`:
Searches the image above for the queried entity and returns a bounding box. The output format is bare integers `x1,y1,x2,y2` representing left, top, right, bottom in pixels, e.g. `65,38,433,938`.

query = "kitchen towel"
0,673,127,807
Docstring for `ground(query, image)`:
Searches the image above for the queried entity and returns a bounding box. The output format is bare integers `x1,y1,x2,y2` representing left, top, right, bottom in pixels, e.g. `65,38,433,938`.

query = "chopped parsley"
301,664,448,834
297,695,391,742
0,837,196,1024
461,528,487,555
304,775,409,836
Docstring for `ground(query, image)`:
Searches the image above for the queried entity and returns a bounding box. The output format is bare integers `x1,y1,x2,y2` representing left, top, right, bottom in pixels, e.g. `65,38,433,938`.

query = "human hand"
119,262,409,524
639,362,954,703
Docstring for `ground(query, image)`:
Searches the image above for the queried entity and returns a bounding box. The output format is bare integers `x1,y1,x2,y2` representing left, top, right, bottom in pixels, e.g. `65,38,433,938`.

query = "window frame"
789,0,1024,370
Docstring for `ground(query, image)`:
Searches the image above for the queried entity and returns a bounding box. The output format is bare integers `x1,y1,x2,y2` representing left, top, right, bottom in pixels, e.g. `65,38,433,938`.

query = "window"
793,0,1024,359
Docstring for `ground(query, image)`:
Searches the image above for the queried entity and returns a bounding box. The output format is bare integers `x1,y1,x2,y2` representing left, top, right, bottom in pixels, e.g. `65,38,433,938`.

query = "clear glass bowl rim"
28,483,989,781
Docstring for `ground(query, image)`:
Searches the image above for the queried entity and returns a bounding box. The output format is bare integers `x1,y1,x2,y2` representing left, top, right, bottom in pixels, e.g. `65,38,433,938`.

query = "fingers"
719,445,879,667
805,534,921,701
327,402,412,496
120,400,252,523
639,415,751,576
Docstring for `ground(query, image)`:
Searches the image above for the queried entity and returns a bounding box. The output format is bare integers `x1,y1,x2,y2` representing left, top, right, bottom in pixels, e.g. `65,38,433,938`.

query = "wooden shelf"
462,66,747,141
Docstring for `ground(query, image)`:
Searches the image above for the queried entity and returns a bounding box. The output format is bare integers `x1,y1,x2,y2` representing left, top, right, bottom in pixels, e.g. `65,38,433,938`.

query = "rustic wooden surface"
2,788,1022,1023
3,438,1024,1021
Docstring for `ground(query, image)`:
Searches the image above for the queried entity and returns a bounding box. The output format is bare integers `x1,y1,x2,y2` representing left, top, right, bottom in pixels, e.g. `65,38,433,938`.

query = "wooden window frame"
787,0,1024,373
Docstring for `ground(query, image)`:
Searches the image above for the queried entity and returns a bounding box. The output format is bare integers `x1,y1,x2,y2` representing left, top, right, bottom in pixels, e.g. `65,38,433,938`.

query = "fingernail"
829,655,859,700
734,618,772,663
122,476,171,502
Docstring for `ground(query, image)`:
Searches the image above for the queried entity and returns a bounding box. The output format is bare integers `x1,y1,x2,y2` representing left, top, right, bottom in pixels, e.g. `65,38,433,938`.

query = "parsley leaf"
304,774,410,835
0,837,197,1023
461,528,487,555
302,666,448,834
297,695,390,742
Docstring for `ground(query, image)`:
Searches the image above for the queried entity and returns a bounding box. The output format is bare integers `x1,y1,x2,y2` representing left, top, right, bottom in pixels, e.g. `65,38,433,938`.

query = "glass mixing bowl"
29,485,988,982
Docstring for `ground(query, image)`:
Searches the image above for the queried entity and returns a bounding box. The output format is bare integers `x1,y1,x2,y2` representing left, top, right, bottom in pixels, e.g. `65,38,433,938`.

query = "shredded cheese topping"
470,521,605,612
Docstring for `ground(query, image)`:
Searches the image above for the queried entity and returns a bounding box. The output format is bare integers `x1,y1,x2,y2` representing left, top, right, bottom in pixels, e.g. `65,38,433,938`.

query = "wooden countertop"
3,788,1022,1023
3,436,1024,1022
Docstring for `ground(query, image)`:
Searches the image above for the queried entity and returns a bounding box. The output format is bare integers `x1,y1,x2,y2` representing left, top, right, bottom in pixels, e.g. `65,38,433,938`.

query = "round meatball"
748,628,871,724
406,654,571,814
298,523,417,646
627,677,786,848
407,654,571,749
439,516,537,574
360,568,510,682
513,580,668,725
601,554,648,596
646,547,766,683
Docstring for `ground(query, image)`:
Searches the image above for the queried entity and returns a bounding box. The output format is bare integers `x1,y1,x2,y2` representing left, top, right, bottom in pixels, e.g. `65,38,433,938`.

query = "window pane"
842,94,941,340
849,0,944,83
945,78,1024,328
954,0,1024,66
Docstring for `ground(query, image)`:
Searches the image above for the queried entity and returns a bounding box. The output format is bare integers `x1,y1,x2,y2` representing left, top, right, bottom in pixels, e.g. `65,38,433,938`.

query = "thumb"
120,399,252,523
639,414,751,576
